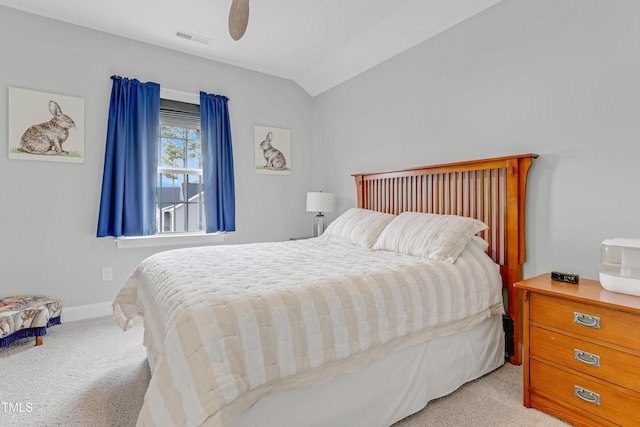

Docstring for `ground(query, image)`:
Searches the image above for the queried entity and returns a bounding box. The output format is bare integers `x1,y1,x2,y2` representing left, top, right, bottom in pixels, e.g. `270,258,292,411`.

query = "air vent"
174,30,210,45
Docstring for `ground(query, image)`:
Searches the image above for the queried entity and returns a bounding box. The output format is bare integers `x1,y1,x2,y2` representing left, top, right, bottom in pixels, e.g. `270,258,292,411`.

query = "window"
99,81,234,248
157,98,205,234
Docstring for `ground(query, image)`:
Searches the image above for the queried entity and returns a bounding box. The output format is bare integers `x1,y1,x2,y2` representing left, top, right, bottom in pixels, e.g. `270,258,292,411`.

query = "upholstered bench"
0,296,62,347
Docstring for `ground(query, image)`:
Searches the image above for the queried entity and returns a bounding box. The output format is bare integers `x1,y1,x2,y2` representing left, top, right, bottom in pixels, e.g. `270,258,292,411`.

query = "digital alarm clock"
551,271,579,284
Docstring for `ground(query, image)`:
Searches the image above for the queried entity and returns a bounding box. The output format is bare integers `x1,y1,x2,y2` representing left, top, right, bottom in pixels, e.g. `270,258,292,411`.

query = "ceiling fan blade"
229,0,249,41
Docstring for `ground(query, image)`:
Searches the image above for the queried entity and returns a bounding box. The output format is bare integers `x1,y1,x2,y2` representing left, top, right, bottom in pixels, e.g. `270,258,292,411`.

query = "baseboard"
61,301,112,323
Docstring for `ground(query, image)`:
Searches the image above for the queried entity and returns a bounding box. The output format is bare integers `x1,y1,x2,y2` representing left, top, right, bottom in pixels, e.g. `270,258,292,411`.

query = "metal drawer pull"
574,312,600,329
574,386,600,406
574,349,600,367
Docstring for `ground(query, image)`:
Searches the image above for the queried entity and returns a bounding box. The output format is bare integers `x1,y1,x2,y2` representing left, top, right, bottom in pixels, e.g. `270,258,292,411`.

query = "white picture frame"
254,125,291,175
8,87,84,163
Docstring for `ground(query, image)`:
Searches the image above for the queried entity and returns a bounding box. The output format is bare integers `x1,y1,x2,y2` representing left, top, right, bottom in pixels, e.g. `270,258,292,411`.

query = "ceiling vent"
174,30,210,45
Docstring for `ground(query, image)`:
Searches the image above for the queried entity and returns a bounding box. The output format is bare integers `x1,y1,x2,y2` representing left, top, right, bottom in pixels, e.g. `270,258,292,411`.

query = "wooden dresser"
515,273,640,427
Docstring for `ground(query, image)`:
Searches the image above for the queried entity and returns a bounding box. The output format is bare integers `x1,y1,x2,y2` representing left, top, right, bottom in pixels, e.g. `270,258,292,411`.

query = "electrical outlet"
102,267,113,282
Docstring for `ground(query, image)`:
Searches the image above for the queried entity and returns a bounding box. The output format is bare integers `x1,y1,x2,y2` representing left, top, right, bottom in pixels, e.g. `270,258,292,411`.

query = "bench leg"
35,336,43,346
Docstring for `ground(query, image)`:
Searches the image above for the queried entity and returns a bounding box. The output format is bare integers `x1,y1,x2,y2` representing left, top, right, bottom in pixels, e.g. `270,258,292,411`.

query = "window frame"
156,133,204,234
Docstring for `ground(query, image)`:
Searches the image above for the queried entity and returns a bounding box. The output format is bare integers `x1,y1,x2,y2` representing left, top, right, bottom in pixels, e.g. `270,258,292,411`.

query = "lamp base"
313,213,327,237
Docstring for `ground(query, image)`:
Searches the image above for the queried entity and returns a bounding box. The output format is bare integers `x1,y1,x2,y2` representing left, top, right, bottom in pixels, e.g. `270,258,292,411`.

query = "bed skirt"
233,314,504,427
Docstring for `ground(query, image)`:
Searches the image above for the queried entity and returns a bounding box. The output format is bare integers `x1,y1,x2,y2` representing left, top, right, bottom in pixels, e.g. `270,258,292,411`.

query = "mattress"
113,236,503,426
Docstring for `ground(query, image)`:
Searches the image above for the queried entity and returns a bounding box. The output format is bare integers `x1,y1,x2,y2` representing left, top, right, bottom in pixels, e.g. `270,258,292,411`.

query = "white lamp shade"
306,192,335,213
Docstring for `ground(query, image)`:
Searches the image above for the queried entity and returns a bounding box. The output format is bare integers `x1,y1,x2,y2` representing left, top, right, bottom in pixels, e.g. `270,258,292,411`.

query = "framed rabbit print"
8,87,84,163
254,125,291,175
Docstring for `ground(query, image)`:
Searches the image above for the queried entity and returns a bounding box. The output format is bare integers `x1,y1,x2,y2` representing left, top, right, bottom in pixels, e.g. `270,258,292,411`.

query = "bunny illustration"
259,131,287,170
19,100,76,155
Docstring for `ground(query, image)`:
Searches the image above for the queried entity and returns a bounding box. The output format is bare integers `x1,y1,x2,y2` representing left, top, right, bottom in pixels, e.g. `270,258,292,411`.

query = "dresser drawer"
530,326,640,392
530,359,640,426
529,293,640,350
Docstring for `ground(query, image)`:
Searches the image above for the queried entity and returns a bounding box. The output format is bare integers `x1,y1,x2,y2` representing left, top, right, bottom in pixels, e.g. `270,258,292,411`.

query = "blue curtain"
97,76,160,237
200,92,236,232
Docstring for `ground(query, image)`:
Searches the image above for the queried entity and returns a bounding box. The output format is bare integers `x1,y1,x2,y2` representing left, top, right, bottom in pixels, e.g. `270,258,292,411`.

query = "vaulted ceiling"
0,0,504,96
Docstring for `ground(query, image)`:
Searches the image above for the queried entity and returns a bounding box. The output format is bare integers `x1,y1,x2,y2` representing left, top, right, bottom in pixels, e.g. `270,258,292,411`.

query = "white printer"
600,238,640,297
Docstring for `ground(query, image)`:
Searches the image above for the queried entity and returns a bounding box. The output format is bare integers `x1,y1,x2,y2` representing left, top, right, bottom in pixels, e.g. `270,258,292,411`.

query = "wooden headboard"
352,154,538,365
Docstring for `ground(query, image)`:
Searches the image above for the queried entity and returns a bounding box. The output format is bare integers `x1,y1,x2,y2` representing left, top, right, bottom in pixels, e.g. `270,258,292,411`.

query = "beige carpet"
0,316,571,427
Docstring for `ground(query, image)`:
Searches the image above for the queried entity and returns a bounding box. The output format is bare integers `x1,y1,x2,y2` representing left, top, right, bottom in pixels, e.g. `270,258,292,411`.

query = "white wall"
3,0,640,311
311,0,640,281
0,7,314,307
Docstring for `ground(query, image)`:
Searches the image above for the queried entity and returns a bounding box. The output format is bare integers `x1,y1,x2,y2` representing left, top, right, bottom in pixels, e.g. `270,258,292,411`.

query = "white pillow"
323,208,396,248
470,235,489,252
373,212,488,263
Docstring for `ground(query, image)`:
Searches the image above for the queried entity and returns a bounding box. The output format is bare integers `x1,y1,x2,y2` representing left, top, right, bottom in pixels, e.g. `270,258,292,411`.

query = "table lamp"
306,192,335,237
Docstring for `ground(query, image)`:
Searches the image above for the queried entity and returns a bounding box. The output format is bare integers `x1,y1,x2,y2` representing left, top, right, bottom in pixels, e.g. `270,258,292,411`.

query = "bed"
113,153,537,427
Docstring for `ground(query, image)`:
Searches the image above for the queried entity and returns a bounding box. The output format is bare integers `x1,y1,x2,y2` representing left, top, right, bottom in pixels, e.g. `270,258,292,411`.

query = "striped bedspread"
113,236,503,426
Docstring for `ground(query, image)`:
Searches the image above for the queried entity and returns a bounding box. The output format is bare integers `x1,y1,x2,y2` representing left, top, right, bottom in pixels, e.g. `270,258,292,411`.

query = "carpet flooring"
0,316,571,426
